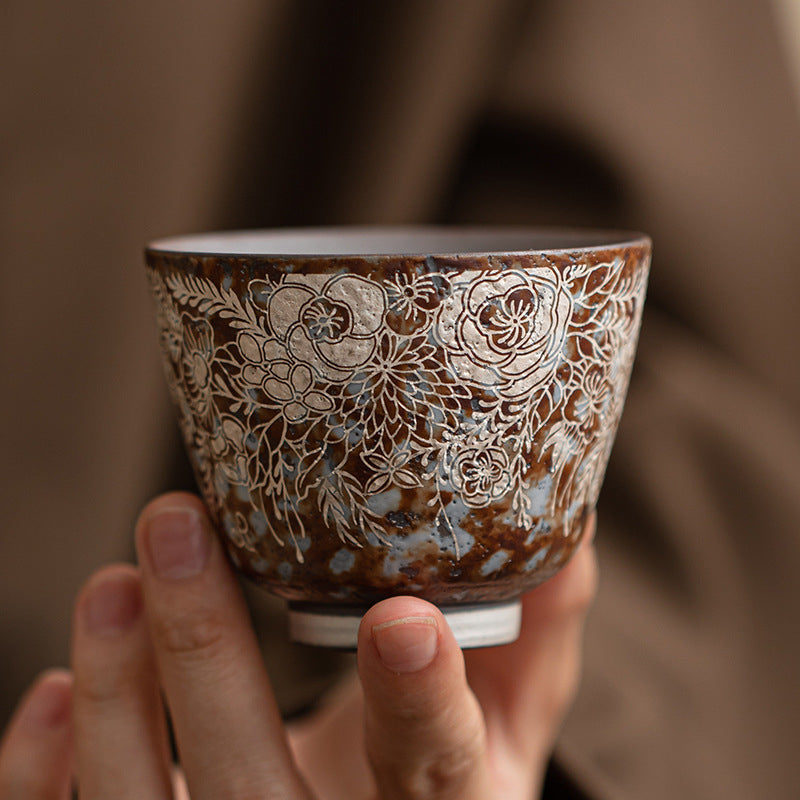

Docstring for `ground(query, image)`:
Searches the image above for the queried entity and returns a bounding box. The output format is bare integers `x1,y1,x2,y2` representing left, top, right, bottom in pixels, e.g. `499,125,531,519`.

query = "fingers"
357,597,493,800
0,669,73,800
464,513,598,779
71,564,173,799
134,492,311,800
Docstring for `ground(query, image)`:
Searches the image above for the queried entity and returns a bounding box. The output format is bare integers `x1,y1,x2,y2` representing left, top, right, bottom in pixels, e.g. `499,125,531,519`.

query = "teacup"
145,228,650,647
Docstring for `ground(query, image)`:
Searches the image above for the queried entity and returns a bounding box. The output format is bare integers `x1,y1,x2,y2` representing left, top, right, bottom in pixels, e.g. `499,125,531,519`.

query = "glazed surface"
147,238,649,606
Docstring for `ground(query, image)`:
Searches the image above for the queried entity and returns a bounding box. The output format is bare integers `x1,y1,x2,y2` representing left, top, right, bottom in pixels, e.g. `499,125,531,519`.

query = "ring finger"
71,564,173,799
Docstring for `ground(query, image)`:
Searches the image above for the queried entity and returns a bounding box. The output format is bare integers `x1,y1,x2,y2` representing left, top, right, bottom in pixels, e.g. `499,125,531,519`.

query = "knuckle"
151,605,228,662
72,646,143,708
73,663,138,707
424,734,484,790
384,746,479,798
370,715,486,798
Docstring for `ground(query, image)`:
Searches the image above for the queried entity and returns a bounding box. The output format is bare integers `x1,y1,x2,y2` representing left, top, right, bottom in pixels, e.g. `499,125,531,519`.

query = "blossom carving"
180,317,217,421
385,272,449,331
563,364,611,445
268,275,387,382
263,361,334,423
210,414,251,485
435,267,571,397
362,449,422,495
450,446,511,508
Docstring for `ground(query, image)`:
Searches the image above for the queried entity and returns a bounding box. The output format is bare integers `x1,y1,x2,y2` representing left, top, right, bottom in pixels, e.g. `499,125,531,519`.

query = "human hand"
0,492,597,799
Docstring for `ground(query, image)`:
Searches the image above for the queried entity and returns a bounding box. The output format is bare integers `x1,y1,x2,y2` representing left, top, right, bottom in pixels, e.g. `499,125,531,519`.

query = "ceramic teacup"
145,227,650,647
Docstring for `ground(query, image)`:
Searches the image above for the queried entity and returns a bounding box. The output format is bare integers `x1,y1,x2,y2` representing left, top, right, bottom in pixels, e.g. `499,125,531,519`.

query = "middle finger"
71,564,173,799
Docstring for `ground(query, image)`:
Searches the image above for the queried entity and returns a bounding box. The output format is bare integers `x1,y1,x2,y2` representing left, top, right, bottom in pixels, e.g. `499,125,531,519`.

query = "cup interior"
147,227,648,257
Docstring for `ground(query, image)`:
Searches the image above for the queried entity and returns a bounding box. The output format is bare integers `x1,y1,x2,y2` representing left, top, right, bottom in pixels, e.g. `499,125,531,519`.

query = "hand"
0,493,597,799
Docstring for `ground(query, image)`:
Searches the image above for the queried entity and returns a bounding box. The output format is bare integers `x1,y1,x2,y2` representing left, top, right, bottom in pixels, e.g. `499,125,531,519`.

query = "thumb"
357,597,492,800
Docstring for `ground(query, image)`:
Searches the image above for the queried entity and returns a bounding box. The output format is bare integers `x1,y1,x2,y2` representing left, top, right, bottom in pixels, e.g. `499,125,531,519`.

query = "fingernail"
82,573,141,636
145,507,211,581
18,671,71,731
372,616,438,673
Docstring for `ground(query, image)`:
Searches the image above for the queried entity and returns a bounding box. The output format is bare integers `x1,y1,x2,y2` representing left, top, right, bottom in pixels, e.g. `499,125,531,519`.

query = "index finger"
135,493,313,800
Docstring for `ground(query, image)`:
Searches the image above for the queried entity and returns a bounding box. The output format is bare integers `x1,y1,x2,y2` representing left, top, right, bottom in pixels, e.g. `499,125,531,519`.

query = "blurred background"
2,2,799,798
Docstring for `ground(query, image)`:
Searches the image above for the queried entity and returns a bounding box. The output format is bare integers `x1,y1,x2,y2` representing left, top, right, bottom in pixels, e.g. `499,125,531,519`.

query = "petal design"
262,338,288,362
287,326,350,382
284,401,307,423
290,363,313,393
395,468,422,489
464,272,526,314
325,275,386,335
365,473,392,495
446,353,498,385
221,416,246,445
316,336,374,369
304,391,334,413
287,325,319,365
433,293,464,348
237,331,263,364
271,360,291,381
242,364,267,386
264,378,293,402
361,452,390,472
456,317,518,371
209,433,227,459
267,285,314,338
499,364,556,397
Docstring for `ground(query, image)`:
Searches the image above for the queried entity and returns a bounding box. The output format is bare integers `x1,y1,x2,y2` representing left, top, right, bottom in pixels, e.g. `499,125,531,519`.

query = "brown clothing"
2,1,799,797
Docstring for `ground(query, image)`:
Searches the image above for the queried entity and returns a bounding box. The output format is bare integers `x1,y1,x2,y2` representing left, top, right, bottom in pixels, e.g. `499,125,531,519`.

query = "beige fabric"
1,0,287,714
2,1,799,797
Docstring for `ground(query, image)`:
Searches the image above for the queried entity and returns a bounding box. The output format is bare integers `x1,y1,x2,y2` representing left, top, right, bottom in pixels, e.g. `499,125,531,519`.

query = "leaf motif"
166,273,259,329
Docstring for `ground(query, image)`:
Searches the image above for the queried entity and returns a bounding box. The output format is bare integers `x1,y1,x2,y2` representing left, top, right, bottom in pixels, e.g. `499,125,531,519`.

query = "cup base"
288,600,522,649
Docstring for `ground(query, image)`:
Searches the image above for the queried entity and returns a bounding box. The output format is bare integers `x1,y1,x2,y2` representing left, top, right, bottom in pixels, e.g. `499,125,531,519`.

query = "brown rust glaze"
146,234,650,610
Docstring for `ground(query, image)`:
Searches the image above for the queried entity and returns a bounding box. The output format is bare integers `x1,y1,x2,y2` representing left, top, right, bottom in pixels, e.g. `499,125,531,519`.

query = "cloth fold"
2,1,798,797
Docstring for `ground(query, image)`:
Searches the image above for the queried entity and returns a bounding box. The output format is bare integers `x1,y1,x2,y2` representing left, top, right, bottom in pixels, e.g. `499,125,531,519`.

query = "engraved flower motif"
267,275,387,382
362,449,422,494
210,414,251,484
233,331,333,421
262,361,335,423
386,272,448,329
436,267,572,397
450,446,511,508
562,364,611,445
180,317,217,420
236,331,289,388
347,333,442,439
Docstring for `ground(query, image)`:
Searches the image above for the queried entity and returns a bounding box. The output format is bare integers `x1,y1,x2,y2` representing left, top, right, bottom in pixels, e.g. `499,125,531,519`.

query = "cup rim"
145,225,651,259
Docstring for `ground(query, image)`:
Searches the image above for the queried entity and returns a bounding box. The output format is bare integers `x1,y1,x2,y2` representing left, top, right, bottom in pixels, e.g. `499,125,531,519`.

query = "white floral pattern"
435,268,572,397
147,255,647,562
449,446,512,507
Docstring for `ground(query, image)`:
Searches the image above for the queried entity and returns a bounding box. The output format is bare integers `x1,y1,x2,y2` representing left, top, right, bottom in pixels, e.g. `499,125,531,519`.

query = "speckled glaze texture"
145,231,650,610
